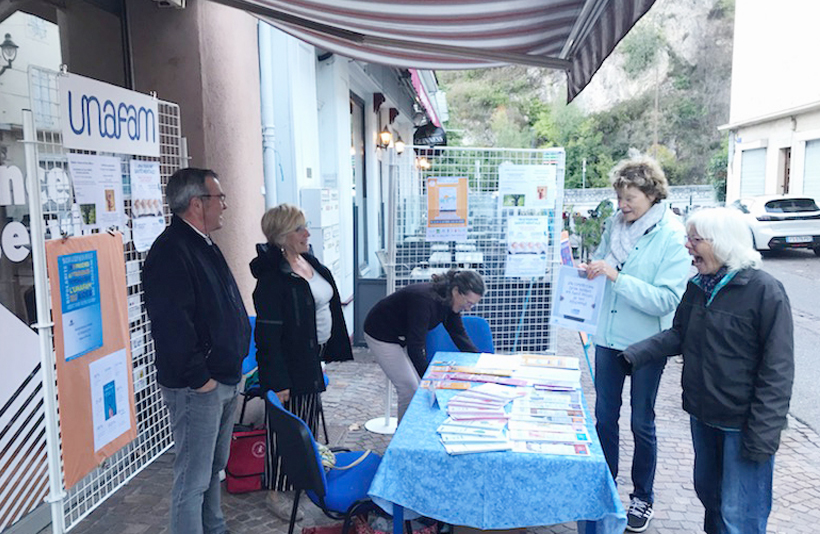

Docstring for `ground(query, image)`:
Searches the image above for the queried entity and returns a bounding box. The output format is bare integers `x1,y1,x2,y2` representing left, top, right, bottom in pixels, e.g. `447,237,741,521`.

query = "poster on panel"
129,160,165,252
504,216,550,278
68,154,125,231
426,176,468,242
498,163,557,210
46,233,137,488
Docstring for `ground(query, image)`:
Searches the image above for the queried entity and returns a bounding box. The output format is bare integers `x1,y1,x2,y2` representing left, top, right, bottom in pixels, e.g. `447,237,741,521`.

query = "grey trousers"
161,382,239,534
365,333,420,421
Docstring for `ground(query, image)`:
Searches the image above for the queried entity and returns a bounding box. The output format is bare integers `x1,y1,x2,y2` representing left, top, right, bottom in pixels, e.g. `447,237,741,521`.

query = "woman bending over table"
364,269,485,420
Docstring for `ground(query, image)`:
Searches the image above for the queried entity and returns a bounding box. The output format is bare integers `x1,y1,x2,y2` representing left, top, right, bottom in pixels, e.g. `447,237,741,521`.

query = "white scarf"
603,201,667,268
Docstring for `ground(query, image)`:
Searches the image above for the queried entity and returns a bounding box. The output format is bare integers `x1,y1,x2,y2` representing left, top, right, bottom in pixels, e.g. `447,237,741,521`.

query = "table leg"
393,504,404,534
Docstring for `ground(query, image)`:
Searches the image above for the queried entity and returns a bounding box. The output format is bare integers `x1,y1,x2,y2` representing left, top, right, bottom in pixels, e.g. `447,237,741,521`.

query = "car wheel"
814,246,820,257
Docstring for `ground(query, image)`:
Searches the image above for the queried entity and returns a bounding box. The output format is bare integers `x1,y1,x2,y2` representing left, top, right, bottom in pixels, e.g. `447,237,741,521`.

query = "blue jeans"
161,382,239,534
594,345,665,503
690,417,774,534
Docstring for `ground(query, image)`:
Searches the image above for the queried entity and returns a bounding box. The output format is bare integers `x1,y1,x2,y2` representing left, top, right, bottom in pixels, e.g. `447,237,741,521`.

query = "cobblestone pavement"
55,327,820,534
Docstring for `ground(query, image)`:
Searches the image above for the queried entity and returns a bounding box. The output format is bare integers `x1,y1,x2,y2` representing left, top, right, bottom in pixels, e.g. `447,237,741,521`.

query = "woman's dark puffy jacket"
624,268,794,461
250,243,353,395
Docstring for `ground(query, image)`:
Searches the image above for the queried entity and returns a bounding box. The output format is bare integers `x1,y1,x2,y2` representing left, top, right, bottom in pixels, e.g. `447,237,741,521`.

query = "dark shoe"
625,497,653,532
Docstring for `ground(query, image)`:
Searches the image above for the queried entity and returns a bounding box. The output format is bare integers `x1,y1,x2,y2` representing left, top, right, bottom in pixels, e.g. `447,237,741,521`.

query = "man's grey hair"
166,168,218,215
686,207,762,271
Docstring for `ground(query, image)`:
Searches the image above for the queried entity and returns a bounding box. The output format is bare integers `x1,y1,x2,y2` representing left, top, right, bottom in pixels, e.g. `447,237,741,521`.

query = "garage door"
803,139,820,202
740,148,766,197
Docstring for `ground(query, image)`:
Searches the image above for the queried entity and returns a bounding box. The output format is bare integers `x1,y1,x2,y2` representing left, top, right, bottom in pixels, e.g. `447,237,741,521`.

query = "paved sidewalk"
55,326,820,534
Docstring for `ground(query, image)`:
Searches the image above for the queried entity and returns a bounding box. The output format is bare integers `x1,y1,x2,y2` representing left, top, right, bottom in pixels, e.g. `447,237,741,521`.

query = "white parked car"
729,195,820,256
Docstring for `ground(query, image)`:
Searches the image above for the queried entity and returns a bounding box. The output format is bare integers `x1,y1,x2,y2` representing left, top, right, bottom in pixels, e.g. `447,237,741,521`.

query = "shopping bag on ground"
225,424,266,494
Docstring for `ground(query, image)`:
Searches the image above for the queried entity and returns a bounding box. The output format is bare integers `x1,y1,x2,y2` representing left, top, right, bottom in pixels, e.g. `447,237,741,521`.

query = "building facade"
722,0,820,203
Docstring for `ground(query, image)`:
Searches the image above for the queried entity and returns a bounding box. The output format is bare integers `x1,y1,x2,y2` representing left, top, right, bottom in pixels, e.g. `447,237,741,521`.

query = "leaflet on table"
425,371,528,387
419,379,471,390
549,265,606,335
512,366,581,388
507,420,587,434
512,441,590,456
437,424,505,438
443,441,513,455
441,417,508,431
447,411,508,422
440,433,510,445
527,390,581,405
509,413,586,425
520,354,580,370
475,353,522,370
428,364,513,377
510,406,585,419
509,428,591,443
515,399,583,412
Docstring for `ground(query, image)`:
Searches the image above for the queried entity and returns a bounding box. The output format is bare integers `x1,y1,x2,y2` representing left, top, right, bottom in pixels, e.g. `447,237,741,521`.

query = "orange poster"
45,233,136,489
426,176,469,242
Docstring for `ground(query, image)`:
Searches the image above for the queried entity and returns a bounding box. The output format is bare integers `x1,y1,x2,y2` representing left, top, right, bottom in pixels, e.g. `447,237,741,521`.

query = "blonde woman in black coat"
250,203,352,520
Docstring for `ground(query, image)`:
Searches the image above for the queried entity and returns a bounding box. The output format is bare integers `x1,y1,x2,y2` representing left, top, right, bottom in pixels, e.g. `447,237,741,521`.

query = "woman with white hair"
621,207,794,534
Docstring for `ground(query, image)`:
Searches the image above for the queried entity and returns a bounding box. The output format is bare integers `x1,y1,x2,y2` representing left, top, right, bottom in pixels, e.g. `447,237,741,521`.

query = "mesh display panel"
27,67,182,531
388,146,565,354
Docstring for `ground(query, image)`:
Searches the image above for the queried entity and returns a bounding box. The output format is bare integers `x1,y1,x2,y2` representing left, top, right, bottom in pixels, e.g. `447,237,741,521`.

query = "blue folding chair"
425,315,495,362
265,391,382,534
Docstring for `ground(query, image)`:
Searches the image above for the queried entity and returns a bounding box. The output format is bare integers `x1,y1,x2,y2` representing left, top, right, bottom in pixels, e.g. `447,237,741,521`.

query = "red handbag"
225,426,266,494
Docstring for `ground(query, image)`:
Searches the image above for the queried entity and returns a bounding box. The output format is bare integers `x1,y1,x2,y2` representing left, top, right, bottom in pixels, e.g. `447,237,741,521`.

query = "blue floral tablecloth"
368,352,626,533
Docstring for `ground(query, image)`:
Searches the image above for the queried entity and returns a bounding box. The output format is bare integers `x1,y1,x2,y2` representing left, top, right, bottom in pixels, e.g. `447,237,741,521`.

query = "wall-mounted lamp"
415,156,431,170
394,134,405,155
0,34,19,77
378,127,392,149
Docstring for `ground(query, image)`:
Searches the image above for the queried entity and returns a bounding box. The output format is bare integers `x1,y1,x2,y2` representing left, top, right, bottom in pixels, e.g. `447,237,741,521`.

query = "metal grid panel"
389,146,565,353
28,67,180,531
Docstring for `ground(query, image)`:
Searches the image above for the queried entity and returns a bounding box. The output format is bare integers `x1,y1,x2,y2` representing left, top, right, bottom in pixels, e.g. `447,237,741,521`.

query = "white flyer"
549,265,606,335
498,163,557,209
88,349,132,451
129,160,166,252
68,154,125,231
505,216,550,278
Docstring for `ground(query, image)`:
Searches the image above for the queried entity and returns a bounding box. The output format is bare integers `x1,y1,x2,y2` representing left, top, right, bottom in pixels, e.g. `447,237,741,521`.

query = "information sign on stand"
45,233,137,488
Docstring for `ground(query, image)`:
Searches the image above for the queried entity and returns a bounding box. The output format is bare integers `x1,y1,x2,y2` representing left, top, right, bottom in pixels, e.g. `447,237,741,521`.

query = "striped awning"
212,0,657,101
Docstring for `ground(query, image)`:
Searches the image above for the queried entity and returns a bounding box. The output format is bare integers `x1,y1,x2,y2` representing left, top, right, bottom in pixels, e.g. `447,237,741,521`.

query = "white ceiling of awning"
212,0,657,102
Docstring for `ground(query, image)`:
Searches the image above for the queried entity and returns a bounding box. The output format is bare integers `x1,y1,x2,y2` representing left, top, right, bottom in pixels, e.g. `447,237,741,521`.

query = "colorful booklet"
520,354,581,370
442,441,513,455
508,428,591,443
437,424,505,438
512,441,590,456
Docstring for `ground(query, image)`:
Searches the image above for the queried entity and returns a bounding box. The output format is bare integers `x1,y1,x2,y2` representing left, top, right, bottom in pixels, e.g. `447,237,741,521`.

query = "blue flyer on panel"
58,250,103,361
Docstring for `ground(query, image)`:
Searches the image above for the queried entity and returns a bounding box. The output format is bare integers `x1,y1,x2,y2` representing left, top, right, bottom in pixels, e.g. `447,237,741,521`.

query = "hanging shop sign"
59,73,160,157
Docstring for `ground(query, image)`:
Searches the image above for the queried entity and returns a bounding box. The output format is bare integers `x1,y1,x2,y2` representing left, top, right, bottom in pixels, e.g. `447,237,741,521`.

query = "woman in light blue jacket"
582,156,691,533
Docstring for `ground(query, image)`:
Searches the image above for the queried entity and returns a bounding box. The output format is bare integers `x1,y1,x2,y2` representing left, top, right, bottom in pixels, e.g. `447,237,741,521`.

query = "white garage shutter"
803,139,820,202
740,148,766,197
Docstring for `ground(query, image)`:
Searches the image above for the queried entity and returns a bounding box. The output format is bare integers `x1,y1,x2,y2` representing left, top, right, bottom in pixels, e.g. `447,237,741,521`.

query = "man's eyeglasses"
200,194,226,203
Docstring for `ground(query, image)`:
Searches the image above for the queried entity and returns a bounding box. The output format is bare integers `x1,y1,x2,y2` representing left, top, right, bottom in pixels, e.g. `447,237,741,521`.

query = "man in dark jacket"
143,168,250,534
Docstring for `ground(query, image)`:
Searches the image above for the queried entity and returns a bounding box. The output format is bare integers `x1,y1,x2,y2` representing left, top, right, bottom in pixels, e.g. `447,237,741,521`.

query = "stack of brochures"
508,388,591,456
437,384,524,455
430,354,593,457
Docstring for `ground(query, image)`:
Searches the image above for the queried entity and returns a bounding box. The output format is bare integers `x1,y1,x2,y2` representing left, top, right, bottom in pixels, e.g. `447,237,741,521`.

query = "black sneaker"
626,497,654,532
